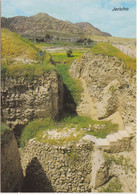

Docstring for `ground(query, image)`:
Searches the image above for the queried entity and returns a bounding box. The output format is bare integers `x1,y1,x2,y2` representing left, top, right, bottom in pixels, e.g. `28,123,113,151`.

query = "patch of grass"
100,177,123,192
56,64,83,104
1,61,57,81
104,153,136,174
109,85,115,95
1,28,39,60
20,116,119,147
87,121,118,139
20,118,56,147
62,116,118,137
52,51,83,64
91,43,136,70
51,51,84,105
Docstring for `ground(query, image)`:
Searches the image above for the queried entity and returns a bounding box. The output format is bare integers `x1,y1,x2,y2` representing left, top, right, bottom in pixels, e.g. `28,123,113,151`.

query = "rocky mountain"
75,22,111,36
1,13,111,39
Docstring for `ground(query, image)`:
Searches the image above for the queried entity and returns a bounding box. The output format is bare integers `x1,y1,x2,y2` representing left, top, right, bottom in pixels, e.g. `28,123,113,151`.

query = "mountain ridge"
1,12,111,37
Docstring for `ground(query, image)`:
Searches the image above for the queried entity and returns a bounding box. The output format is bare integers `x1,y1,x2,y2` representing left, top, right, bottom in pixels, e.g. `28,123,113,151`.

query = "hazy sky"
1,0,136,38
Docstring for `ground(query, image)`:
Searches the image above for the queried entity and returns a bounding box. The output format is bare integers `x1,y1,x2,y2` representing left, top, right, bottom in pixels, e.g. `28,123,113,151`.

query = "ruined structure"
1,51,136,192
1,71,64,138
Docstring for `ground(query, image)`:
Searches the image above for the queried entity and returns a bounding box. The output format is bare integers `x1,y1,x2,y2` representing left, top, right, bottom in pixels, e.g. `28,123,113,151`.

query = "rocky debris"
69,52,136,129
1,130,24,192
44,127,78,139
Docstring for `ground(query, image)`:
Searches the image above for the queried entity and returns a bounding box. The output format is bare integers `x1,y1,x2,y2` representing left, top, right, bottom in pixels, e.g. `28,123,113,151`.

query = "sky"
1,0,136,38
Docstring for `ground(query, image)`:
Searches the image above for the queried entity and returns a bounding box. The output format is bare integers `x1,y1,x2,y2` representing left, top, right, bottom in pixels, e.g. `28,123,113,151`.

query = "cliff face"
69,52,136,130
1,130,24,192
1,71,64,133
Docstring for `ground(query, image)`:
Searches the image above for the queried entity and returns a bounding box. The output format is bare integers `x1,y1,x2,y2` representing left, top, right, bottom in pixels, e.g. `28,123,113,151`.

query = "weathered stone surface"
1,71,64,130
91,149,109,188
97,80,119,119
69,52,136,129
1,130,24,192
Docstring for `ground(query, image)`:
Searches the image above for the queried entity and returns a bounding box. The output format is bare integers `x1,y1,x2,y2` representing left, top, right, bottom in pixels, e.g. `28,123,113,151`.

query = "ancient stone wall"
20,125,135,192
1,71,64,130
20,140,94,192
1,130,24,192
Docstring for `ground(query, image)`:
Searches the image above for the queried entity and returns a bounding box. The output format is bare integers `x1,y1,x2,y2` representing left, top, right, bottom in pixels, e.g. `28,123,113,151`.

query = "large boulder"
1,129,24,192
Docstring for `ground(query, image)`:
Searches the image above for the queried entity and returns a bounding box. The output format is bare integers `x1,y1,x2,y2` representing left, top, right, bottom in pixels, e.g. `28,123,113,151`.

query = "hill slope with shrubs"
1,28,39,60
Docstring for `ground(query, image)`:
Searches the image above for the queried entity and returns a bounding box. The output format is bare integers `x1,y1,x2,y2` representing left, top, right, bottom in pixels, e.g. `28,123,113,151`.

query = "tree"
66,49,73,57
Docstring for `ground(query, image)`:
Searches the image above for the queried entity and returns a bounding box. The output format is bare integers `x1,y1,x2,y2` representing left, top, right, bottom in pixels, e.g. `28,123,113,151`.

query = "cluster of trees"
66,49,73,57
76,38,94,45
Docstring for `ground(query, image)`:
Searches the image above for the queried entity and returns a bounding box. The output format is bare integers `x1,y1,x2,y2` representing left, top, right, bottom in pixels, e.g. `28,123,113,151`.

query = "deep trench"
13,83,77,147
15,84,77,192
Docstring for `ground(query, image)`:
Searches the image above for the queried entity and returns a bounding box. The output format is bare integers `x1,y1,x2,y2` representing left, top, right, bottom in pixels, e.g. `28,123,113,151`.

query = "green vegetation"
62,116,118,138
52,51,83,64
20,118,56,147
1,123,11,144
109,85,115,95
1,29,58,81
104,153,136,174
100,177,122,192
56,64,83,104
51,51,84,104
1,28,39,60
1,62,56,81
91,43,136,70
66,49,73,57
20,116,119,147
